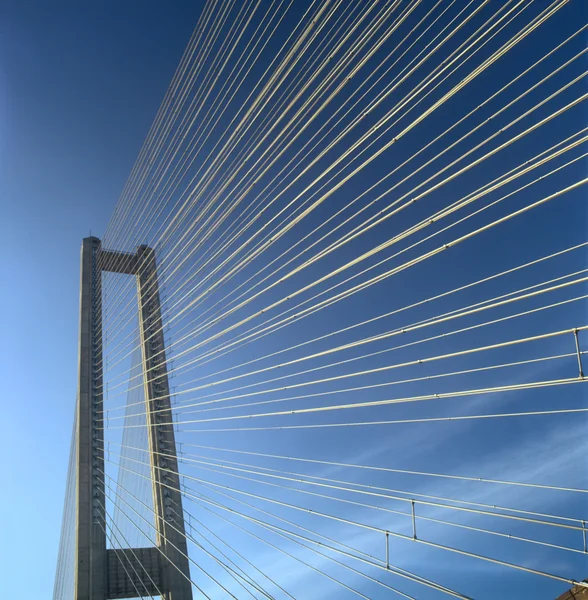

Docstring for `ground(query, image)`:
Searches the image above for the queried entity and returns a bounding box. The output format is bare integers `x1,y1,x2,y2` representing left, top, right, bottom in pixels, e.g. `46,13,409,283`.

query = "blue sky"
0,2,198,597
1,1,587,599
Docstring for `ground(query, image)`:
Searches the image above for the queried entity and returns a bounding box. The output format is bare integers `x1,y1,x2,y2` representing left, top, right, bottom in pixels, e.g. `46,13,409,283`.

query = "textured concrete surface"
75,238,192,599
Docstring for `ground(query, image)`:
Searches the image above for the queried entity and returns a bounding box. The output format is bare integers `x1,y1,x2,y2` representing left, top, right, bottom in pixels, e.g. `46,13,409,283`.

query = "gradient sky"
0,2,198,597
1,2,586,599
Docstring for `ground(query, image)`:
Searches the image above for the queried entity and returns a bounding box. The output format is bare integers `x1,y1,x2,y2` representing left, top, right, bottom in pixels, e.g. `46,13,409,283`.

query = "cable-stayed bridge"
53,1,587,598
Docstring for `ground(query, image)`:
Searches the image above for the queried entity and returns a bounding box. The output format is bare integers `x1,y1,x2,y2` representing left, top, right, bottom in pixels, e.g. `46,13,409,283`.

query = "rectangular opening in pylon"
101,269,158,554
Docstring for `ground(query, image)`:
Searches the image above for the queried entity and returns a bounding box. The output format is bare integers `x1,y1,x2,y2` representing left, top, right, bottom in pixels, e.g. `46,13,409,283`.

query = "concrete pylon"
75,237,193,600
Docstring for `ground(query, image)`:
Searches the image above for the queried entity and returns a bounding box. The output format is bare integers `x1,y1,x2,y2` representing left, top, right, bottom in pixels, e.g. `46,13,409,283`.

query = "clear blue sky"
0,2,198,596
0,2,587,599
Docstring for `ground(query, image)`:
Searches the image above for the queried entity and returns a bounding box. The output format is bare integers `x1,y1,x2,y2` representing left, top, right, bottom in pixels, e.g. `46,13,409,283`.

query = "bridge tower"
75,236,192,600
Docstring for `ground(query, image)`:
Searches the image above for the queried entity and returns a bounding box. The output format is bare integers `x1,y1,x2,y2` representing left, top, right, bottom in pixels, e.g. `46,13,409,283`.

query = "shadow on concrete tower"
75,236,193,600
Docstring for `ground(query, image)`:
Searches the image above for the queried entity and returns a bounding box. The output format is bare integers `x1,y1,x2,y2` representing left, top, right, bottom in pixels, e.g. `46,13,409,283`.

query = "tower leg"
76,237,107,599
136,245,193,600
